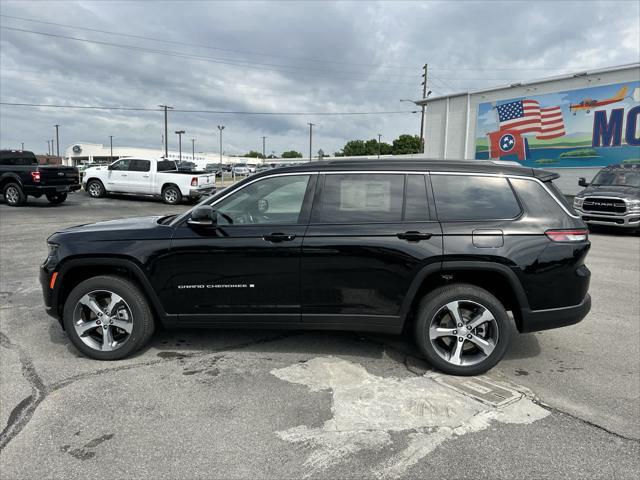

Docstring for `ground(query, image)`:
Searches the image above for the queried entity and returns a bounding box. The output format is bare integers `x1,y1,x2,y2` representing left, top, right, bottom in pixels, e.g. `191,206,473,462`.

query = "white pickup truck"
82,157,216,204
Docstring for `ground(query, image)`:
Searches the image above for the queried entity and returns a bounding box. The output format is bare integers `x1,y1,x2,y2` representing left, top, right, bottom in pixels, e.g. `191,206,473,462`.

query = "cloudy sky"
1,0,639,157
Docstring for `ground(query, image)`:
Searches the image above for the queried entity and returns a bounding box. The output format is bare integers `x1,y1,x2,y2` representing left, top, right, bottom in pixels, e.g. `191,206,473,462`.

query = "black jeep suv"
40,159,591,375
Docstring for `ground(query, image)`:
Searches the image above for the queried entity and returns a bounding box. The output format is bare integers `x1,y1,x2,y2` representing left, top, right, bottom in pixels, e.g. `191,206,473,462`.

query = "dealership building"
63,143,236,168
418,63,640,194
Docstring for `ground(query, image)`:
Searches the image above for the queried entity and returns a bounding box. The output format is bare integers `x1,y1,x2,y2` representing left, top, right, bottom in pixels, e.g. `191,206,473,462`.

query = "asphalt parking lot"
1,191,639,479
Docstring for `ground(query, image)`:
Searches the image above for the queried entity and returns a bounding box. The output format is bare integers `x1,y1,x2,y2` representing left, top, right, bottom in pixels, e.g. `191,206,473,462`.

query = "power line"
0,13,419,71
0,102,419,116
0,26,417,84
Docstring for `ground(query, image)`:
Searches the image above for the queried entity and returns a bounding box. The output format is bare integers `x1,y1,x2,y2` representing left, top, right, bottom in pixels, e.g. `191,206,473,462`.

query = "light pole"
175,130,185,162
109,135,114,162
217,125,225,166
191,139,195,161
307,123,314,162
158,105,173,158
377,133,382,159
54,124,60,157
261,136,267,163
47,140,50,155
21,142,24,150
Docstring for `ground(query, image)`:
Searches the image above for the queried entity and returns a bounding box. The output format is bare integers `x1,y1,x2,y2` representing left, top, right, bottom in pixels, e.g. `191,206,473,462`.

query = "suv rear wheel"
414,284,511,376
63,275,155,360
3,182,26,206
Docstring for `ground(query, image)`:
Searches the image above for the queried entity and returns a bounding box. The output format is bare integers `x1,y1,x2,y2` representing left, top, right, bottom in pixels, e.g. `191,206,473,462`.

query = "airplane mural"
569,86,628,115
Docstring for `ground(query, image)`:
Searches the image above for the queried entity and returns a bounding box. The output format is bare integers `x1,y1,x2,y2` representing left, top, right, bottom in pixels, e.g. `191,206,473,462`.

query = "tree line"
241,134,422,159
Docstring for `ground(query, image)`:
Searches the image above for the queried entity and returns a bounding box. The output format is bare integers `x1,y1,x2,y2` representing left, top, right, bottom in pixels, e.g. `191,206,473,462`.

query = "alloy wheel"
5,186,19,204
428,299,499,367
72,290,133,352
164,189,178,203
88,182,101,197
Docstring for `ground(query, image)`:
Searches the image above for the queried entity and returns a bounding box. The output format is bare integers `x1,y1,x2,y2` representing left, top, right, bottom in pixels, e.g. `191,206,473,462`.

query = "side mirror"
188,205,217,228
108,164,114,170
578,177,588,187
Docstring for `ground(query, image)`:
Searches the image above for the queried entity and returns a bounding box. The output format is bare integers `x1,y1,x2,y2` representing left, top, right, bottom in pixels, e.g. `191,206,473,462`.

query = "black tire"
46,192,68,204
162,185,182,205
63,275,155,360
414,283,512,376
3,182,26,206
86,179,106,198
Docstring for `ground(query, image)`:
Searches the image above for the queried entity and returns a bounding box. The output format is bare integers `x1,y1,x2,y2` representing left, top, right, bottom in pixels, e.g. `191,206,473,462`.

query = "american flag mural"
496,100,566,140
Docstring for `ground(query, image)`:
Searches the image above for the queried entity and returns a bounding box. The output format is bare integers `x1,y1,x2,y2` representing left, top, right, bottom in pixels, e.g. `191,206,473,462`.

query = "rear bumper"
24,184,81,196
520,294,591,333
189,186,216,198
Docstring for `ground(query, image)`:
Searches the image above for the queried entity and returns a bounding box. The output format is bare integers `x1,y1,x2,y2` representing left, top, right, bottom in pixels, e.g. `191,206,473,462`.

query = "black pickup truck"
1,150,80,206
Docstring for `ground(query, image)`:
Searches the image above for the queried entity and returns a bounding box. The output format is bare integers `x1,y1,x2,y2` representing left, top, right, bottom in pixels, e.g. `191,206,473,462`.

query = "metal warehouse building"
418,63,640,194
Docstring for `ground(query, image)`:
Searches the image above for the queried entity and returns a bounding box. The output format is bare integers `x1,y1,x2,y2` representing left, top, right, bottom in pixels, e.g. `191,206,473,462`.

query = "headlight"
573,197,584,208
47,243,60,257
628,200,640,212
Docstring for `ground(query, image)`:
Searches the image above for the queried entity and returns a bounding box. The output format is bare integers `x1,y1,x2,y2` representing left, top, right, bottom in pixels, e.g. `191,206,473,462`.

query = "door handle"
263,233,296,243
121,174,128,177
142,175,150,178
397,231,433,242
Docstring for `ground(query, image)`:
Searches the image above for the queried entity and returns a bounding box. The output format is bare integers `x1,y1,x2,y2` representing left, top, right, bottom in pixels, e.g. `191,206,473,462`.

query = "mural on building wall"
475,81,640,167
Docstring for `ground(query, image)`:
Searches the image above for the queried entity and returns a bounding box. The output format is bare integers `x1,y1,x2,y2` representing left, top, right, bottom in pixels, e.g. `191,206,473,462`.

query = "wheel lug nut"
96,320,101,325
103,325,108,330
467,334,472,339
467,325,471,330
457,323,463,327
458,337,463,342
453,330,457,335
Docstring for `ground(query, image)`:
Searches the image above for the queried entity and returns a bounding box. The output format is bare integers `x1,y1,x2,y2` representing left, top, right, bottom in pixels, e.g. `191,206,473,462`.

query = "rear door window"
129,159,151,172
312,173,404,223
431,175,521,221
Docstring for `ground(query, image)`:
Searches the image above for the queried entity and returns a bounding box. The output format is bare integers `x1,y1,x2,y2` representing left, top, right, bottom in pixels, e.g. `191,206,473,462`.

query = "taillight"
191,177,198,187
31,171,41,182
545,229,588,242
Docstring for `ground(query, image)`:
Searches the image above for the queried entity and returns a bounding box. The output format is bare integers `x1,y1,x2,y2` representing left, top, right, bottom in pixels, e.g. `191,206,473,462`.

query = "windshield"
591,170,640,188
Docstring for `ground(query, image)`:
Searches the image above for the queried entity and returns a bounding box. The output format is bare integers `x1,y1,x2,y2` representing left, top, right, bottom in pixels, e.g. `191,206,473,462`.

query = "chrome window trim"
173,169,580,225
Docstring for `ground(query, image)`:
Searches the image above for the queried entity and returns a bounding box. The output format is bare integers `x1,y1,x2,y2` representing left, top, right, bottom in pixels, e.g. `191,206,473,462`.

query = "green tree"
281,150,303,158
243,150,265,159
392,134,422,155
342,140,367,156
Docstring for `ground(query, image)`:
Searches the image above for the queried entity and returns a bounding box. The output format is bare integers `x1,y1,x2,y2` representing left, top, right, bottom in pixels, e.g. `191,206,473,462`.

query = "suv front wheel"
414,284,512,376
63,275,155,360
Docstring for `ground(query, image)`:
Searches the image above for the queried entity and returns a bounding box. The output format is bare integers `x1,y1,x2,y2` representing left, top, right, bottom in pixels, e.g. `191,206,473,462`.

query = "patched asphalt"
1,192,638,479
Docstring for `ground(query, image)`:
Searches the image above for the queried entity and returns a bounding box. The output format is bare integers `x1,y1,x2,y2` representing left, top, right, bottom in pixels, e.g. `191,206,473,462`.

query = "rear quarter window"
510,178,576,228
431,175,521,221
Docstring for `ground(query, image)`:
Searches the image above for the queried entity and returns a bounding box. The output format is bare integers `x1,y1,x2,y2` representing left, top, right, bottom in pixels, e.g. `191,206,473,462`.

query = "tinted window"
157,160,176,172
110,159,130,171
404,174,429,221
0,154,38,166
313,174,404,223
215,174,310,225
510,178,573,227
129,159,150,172
431,175,521,221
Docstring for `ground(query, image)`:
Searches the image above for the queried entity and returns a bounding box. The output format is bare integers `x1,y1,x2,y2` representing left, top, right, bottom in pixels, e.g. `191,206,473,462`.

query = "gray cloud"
1,0,638,156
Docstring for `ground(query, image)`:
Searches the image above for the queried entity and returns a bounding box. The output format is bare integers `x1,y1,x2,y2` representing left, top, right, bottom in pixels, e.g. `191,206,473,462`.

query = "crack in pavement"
0,331,299,451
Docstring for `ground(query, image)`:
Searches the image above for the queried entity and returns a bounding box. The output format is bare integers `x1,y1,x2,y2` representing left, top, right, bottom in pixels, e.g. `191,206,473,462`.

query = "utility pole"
377,133,382,159
21,142,24,150
175,130,185,162
308,123,314,162
261,136,267,163
217,125,225,166
420,63,428,151
54,124,60,157
191,139,195,161
109,135,114,162
47,140,50,155
158,104,173,158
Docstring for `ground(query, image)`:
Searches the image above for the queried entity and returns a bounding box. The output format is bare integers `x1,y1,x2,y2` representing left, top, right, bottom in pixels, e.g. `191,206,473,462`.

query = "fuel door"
472,229,504,248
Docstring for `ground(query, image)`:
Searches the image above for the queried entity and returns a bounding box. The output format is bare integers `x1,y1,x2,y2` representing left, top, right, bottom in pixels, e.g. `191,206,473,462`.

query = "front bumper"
575,208,640,228
39,264,60,321
520,294,591,333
